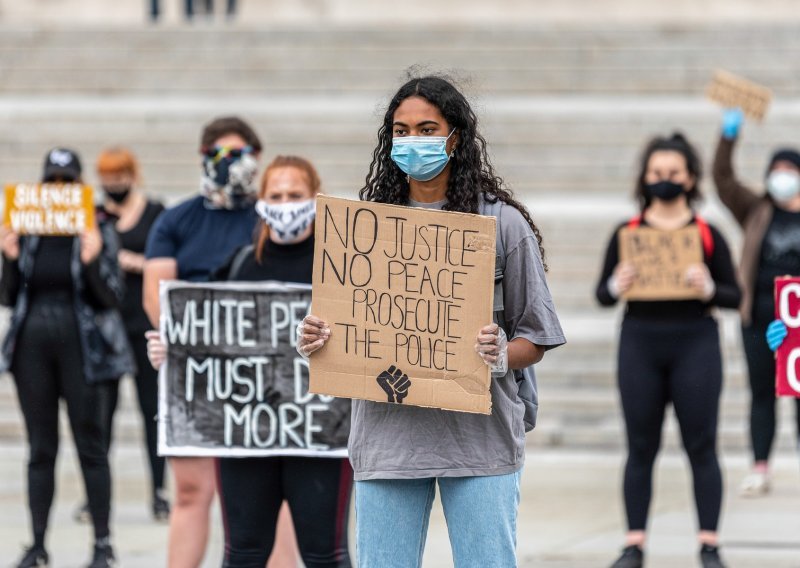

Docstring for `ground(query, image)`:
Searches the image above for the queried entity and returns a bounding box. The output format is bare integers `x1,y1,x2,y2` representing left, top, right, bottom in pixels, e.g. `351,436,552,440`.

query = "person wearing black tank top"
0,148,134,568
95,147,168,522
596,134,741,568
147,156,352,567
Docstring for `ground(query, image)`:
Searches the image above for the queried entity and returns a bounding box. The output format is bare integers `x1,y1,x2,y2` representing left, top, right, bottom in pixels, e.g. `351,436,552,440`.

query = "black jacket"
0,214,136,383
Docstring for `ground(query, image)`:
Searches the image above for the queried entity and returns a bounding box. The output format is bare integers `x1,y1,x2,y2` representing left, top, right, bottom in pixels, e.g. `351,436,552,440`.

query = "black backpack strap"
229,244,255,280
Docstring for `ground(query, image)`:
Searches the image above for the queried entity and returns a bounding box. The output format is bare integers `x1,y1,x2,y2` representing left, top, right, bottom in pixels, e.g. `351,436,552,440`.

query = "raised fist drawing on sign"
376,365,411,404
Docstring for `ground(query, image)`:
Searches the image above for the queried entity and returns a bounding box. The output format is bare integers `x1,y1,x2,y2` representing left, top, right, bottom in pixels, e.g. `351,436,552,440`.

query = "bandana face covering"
255,199,316,244
200,146,259,209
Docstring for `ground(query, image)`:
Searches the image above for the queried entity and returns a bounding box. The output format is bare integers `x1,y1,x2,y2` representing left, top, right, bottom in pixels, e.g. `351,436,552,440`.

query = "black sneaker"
73,502,91,524
16,545,49,568
610,544,644,568
152,490,170,522
87,542,116,568
699,544,727,568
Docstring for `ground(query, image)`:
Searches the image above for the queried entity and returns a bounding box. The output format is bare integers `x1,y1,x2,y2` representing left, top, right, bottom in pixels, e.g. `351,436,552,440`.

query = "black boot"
699,544,727,568
610,544,644,568
87,539,117,568
16,545,49,568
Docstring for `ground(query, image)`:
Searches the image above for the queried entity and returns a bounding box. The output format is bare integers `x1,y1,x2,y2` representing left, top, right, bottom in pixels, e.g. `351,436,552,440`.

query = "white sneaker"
739,471,771,497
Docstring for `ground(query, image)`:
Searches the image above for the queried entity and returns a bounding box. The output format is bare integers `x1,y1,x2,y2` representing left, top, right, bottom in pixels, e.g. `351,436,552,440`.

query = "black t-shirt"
595,217,742,319
752,207,800,324
213,235,314,285
116,200,165,333
28,236,74,304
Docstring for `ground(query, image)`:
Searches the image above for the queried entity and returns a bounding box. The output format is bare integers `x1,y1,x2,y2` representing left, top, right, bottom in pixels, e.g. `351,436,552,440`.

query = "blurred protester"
1,148,134,568
712,108,800,497
596,134,741,568
143,117,297,567
150,0,237,22
148,155,350,567
97,147,168,520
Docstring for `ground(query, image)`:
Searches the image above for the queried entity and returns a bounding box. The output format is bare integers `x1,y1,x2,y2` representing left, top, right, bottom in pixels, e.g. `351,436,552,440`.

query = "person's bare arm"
143,257,178,328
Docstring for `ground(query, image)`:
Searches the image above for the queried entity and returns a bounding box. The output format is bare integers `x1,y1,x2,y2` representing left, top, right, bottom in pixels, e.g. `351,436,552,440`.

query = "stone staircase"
1,24,799,453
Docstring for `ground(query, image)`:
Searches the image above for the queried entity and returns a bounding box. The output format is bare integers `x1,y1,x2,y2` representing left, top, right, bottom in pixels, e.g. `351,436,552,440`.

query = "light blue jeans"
355,471,522,568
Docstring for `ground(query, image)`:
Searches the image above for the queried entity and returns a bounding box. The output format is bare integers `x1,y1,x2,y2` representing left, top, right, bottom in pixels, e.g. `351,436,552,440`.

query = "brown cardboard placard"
619,225,704,301
706,70,772,121
309,195,496,414
3,183,95,235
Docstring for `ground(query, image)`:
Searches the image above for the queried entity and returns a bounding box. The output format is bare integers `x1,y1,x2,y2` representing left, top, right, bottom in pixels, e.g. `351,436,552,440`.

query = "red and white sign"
774,277,800,398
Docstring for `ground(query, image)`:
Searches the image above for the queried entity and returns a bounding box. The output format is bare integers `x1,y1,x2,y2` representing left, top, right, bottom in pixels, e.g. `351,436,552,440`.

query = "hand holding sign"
766,319,788,352
80,227,102,265
145,330,167,370
611,261,637,297
0,226,19,261
376,365,411,403
686,263,716,301
297,315,331,358
475,323,509,376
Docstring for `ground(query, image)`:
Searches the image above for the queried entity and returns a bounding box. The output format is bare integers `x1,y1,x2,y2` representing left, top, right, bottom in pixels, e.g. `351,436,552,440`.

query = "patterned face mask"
255,199,316,244
200,146,259,209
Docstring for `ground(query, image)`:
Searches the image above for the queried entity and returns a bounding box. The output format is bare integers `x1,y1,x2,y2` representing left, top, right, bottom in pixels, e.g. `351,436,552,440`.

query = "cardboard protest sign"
309,195,496,414
774,277,800,398
706,70,772,121
3,183,95,235
618,225,704,301
158,281,349,457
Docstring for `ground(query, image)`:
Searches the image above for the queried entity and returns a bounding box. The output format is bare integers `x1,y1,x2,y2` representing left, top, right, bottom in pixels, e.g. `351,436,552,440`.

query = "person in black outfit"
147,155,352,567
595,134,741,568
96,147,168,520
0,148,135,568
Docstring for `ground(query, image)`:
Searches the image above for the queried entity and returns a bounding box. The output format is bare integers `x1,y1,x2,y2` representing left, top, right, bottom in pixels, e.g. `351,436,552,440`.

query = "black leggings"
104,330,165,495
741,322,800,462
12,301,113,542
618,317,723,532
218,456,353,568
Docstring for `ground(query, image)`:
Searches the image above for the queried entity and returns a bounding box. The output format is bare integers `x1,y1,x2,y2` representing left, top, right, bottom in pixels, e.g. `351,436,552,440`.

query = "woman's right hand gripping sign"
296,315,331,359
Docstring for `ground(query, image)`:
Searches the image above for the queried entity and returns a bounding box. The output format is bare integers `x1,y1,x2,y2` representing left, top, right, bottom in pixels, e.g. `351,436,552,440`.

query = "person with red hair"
93,147,168,520
148,155,352,567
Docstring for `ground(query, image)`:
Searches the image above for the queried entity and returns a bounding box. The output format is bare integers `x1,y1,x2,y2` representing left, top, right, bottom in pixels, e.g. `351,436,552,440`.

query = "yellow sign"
3,183,95,235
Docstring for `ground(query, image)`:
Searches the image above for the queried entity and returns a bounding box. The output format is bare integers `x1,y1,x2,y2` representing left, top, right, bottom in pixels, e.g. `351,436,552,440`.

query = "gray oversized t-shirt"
348,196,566,480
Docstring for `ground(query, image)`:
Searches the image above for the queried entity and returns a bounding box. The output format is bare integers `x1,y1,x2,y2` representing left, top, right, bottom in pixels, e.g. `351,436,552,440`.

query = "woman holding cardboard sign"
0,148,134,568
147,155,352,567
595,133,741,568
712,108,800,497
298,75,566,567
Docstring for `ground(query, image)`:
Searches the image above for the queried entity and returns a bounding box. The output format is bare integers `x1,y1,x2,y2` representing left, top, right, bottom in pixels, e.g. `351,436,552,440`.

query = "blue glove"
721,108,744,140
766,319,788,352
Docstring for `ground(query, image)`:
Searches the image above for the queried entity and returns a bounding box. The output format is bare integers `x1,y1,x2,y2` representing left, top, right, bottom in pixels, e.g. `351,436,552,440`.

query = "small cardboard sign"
158,281,350,457
618,225,704,301
3,183,95,235
309,195,496,414
706,70,772,121
774,277,800,398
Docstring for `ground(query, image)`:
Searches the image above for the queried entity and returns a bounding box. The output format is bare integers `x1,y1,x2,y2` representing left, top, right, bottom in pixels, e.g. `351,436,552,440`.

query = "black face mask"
104,186,131,204
645,180,685,202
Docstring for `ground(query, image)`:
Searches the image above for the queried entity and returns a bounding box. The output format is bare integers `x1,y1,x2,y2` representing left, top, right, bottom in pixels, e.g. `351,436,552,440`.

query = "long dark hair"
635,132,702,211
359,75,547,269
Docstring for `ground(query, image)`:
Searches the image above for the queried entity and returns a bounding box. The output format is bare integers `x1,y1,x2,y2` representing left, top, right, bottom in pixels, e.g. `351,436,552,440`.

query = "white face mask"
767,171,800,202
255,199,316,244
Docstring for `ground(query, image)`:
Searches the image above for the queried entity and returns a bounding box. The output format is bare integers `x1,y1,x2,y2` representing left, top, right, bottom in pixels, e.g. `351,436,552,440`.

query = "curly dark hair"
359,75,547,269
635,132,702,211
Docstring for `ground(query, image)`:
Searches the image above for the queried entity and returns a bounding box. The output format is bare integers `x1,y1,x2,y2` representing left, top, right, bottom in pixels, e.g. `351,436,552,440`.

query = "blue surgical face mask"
390,130,456,182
